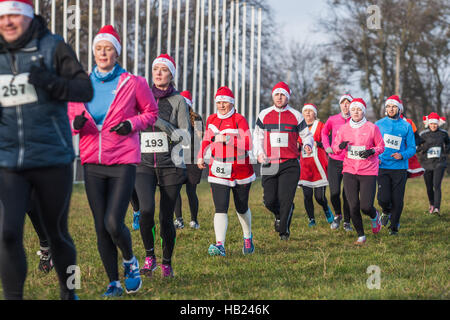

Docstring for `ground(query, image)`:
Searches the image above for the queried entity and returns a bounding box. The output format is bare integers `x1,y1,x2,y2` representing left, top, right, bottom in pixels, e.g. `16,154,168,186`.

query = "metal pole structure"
255,8,262,120
249,6,255,128
75,0,80,59
227,0,234,88
35,0,39,15
175,0,181,88
234,1,239,101
157,0,163,55
221,0,226,86
111,0,115,26
51,0,55,34
214,0,219,96
241,2,246,117
102,0,106,27
122,0,127,69
198,0,205,116
182,0,190,90
88,0,93,73
192,0,200,108
63,0,67,42
206,0,212,117
167,0,173,56
145,0,151,83
134,0,139,75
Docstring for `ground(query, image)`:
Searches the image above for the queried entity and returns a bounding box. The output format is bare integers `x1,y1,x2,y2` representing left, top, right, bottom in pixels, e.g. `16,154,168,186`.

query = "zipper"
16,106,25,168
154,98,159,168
98,125,102,164
51,116,68,148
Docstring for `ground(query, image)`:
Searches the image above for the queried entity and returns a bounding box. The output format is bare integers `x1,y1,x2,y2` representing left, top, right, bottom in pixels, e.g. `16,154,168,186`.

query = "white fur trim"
272,88,290,100
93,33,122,56
302,104,317,115
350,101,366,114
183,97,192,107
215,95,235,105
339,95,353,104
0,2,34,18
152,57,176,77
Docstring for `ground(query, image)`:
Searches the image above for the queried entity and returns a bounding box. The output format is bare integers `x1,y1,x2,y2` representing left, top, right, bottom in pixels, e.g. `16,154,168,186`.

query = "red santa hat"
180,90,193,107
152,54,176,78
215,86,235,105
423,112,446,127
349,98,367,114
0,0,34,18
385,95,404,113
93,25,122,56
272,82,291,101
339,94,353,104
302,103,318,116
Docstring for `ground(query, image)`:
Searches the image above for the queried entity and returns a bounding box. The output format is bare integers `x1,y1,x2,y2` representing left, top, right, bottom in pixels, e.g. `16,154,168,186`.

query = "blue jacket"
375,117,416,170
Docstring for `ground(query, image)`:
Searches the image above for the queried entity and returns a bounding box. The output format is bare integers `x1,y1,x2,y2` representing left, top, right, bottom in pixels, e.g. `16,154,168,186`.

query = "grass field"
1,175,449,300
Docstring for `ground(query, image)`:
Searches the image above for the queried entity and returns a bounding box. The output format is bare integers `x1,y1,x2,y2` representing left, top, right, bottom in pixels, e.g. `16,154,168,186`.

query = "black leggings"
174,182,199,222
135,169,182,266
423,167,446,209
210,182,251,214
377,169,407,230
26,189,49,249
83,164,135,283
327,158,350,223
130,188,140,212
0,164,76,300
262,159,300,236
301,186,329,220
343,173,377,237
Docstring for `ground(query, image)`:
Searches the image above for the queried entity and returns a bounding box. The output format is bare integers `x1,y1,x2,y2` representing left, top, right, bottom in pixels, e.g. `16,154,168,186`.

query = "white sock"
214,213,228,245
357,236,366,242
123,256,136,265
236,209,252,239
113,281,121,288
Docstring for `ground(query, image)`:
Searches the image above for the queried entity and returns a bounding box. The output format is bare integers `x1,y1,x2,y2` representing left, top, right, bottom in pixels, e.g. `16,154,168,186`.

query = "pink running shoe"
140,256,157,277
428,205,434,214
160,264,174,278
371,210,382,234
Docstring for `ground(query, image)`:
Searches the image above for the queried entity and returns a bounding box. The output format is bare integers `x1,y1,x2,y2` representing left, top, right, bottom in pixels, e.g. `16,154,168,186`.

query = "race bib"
211,160,232,179
141,132,169,153
427,147,441,159
0,73,38,107
270,132,289,148
384,134,402,150
348,145,366,160
301,145,314,158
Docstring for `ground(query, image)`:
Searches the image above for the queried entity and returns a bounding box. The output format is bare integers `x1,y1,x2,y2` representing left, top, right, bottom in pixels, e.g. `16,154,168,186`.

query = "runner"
130,189,140,230
68,25,158,296
417,112,449,215
375,95,416,235
321,94,353,231
0,0,93,300
332,98,384,245
197,86,255,256
253,82,314,240
174,90,204,230
136,54,191,278
400,114,425,179
297,104,333,227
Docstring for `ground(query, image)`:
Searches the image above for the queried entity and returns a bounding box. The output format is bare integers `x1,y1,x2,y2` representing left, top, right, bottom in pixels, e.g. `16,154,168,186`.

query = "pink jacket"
68,73,158,165
332,121,385,176
321,113,350,161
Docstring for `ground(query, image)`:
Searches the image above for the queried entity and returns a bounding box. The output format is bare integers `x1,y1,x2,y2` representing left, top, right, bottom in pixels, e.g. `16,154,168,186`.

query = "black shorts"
137,165,186,187
185,164,203,185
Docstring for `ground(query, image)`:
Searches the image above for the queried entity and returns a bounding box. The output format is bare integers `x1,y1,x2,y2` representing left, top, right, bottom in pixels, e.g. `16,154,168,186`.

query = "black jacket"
417,128,450,170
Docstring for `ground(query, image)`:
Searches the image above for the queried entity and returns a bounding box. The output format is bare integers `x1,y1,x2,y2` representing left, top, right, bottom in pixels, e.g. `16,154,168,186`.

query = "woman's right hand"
197,158,207,169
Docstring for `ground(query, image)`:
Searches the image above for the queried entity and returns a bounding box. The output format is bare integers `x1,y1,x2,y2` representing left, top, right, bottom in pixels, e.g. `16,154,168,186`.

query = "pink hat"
93,25,122,56
272,82,291,101
215,86,235,105
180,90,192,107
349,98,367,114
302,103,318,116
152,54,176,78
0,0,34,18
385,95,403,113
423,112,446,127
339,94,353,104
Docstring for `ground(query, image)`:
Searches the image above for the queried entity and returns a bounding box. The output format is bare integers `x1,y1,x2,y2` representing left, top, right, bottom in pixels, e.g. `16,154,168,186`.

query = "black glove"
316,141,323,149
339,141,349,150
110,121,132,136
28,58,58,93
359,148,375,159
73,111,88,130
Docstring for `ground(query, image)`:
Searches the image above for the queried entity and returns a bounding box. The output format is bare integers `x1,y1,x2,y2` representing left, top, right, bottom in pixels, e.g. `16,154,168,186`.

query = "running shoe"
432,208,440,216
274,219,281,233
330,215,342,230
354,236,367,245
280,233,290,241
308,218,316,227
242,234,255,255
174,217,184,229
208,244,226,256
37,249,53,274
132,211,140,231
123,257,142,294
139,256,158,277
343,222,353,232
160,264,174,278
428,205,434,214
371,210,382,234
324,206,334,224
389,229,399,236
380,213,390,227
189,220,200,229
102,282,124,298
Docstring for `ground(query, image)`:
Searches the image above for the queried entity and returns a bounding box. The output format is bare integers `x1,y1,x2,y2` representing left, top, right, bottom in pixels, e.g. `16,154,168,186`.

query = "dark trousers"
327,158,350,223
262,159,300,236
175,182,199,222
423,167,446,209
0,164,76,300
343,173,377,237
301,186,329,220
210,182,251,214
377,169,407,231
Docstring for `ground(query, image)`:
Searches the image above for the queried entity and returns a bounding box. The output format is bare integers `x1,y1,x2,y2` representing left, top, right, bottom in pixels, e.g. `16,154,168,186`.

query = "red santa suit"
401,115,425,178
